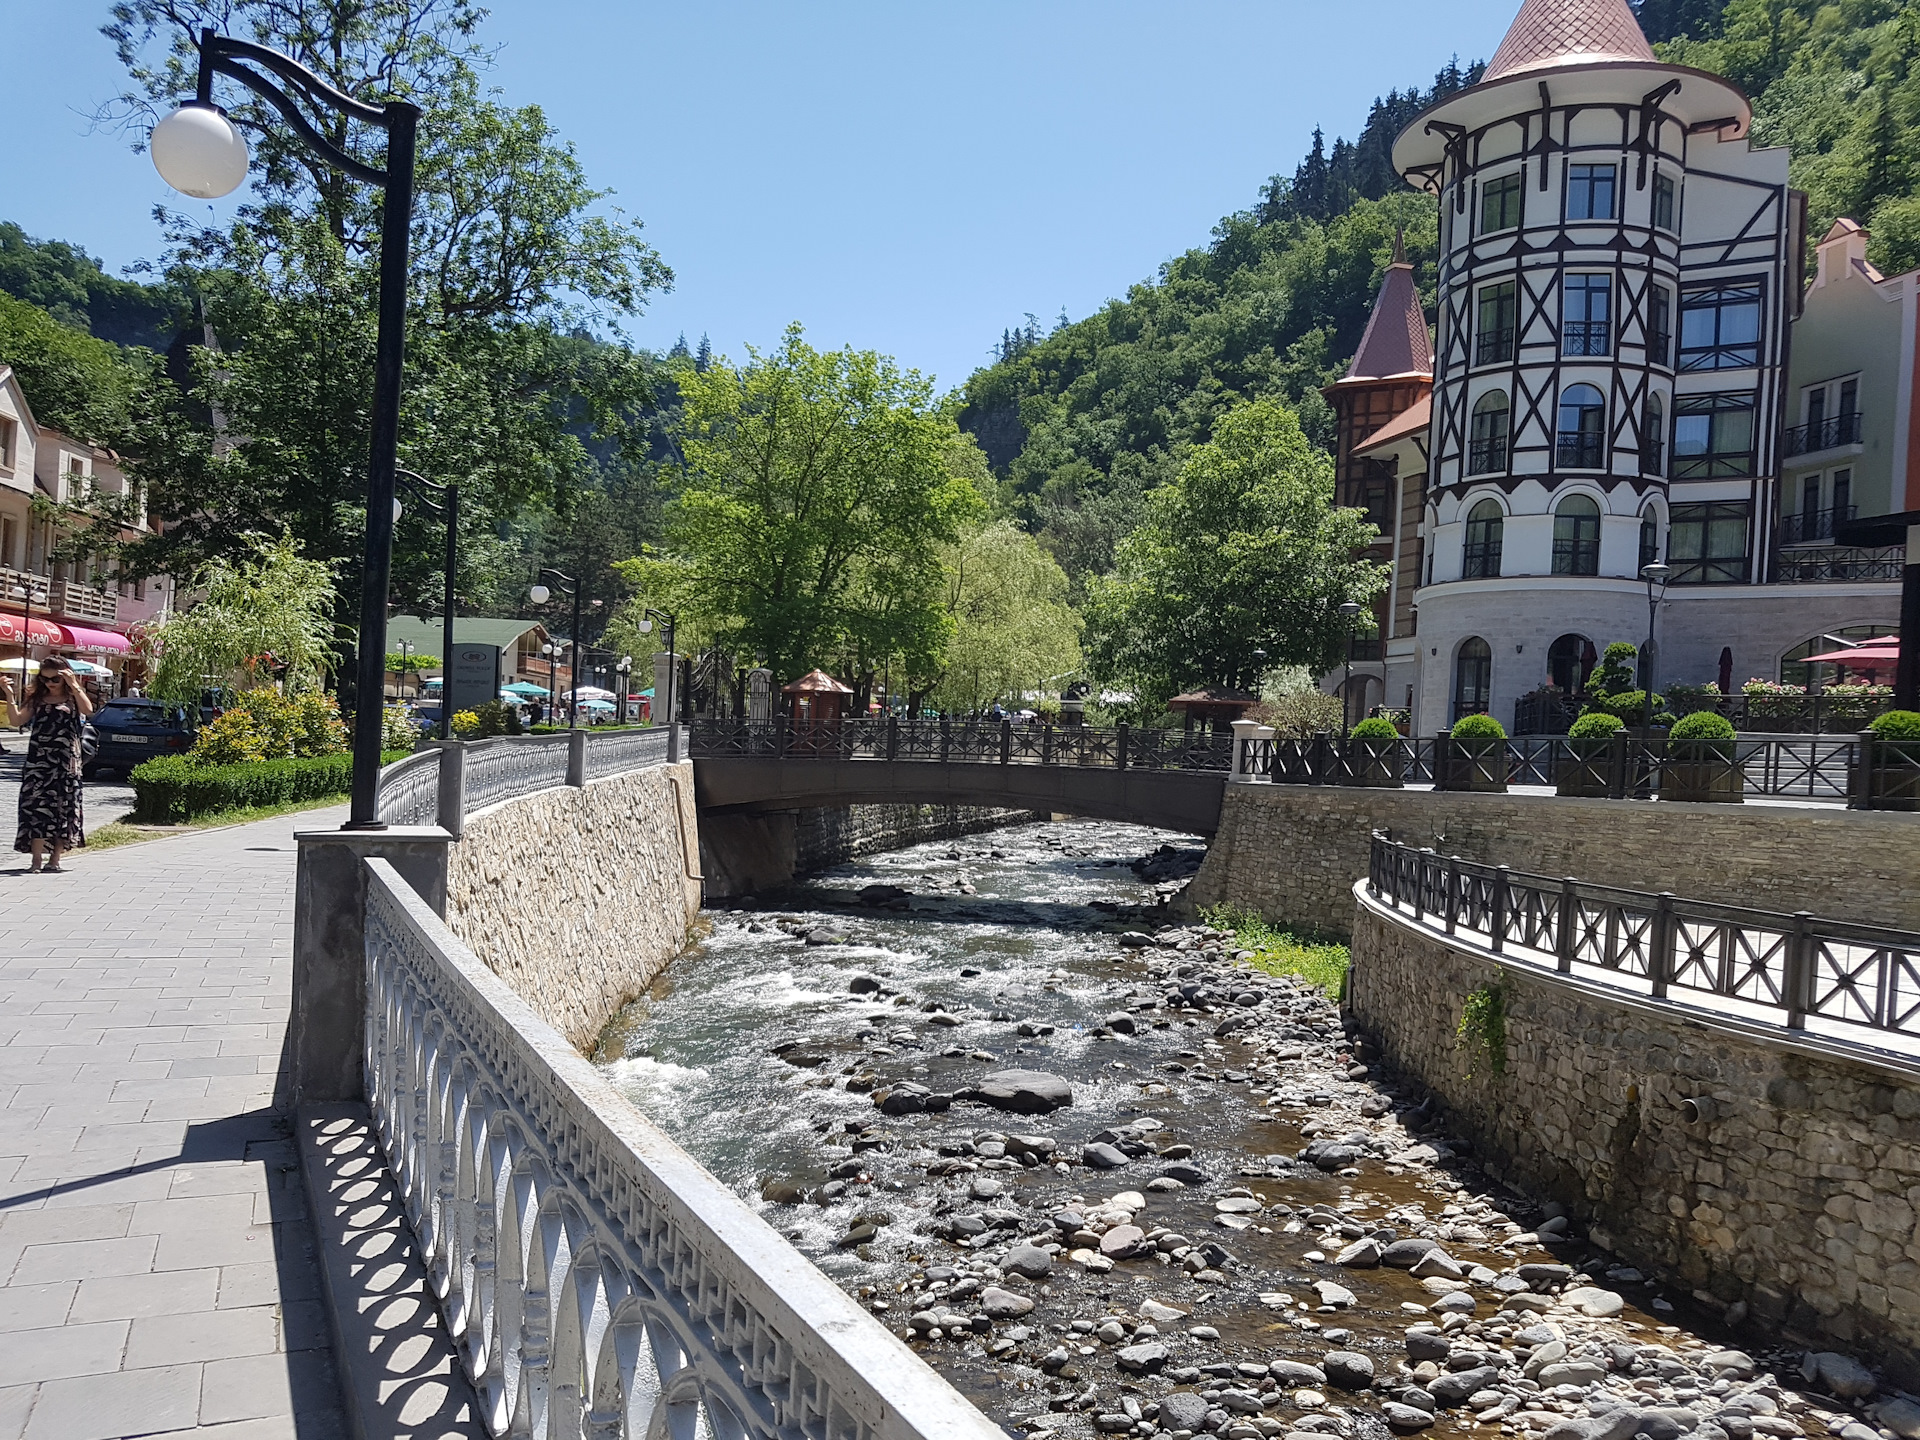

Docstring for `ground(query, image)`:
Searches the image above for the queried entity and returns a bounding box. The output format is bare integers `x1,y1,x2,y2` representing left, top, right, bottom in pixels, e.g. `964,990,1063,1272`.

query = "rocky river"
595,819,1915,1440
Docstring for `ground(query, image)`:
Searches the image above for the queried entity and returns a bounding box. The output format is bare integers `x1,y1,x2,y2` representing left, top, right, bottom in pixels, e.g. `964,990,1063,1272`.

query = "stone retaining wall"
1191,784,1920,938
793,803,1046,873
445,761,702,1051
1347,884,1920,1383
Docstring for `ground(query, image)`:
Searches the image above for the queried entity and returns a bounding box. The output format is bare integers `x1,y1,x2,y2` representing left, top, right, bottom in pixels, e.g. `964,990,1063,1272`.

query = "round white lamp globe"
529,584,550,605
150,105,250,199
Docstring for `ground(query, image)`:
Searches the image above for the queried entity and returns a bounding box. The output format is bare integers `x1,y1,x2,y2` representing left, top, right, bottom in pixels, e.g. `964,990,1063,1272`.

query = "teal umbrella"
502,681,549,696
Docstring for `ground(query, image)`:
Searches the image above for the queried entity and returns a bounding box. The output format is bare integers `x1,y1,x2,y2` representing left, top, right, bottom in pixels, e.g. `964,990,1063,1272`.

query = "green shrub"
1590,642,1639,697
1670,709,1735,741
130,749,409,823
1199,904,1350,999
451,709,482,738
1586,688,1665,725
1869,709,1920,741
1450,713,1506,741
382,705,421,752
1348,716,1399,740
452,699,522,740
191,689,348,765
1567,711,1625,741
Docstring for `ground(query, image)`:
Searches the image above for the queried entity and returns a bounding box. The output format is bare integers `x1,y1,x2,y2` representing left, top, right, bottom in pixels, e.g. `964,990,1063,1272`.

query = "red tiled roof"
1344,259,1432,381
1484,0,1655,82
1354,395,1432,455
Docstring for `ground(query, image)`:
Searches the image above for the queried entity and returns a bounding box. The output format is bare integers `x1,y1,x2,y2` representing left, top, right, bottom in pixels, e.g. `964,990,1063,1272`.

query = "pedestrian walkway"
0,806,352,1440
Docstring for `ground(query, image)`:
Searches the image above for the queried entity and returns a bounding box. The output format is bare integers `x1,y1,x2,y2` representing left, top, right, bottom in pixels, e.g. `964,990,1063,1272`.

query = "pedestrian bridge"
686,718,1230,835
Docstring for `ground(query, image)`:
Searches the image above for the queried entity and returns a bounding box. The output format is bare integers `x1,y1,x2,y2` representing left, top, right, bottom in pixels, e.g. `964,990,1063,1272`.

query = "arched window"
1463,499,1504,579
1453,638,1493,723
1470,391,1510,474
1548,633,1596,693
1641,393,1665,475
1779,625,1899,688
1557,384,1607,469
1552,495,1601,576
1639,509,1661,572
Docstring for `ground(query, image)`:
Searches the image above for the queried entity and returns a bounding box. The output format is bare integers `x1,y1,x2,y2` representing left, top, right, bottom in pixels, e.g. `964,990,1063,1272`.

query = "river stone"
1106,1012,1138,1035
1160,1395,1211,1431
1003,1245,1053,1279
1117,932,1154,949
1270,1361,1327,1387
1382,1403,1436,1432
1381,1238,1440,1268
981,1286,1034,1319
849,975,882,994
1431,1367,1501,1406
1523,1342,1568,1378
1215,1197,1262,1214
973,1069,1073,1114
1335,1238,1382,1267
1320,1352,1374,1390
1562,1286,1625,1318
1538,1362,1607,1388
1874,1401,1920,1440
1140,1298,1188,1323
1803,1352,1876,1399
1409,1248,1465,1279
1116,1343,1169,1375
1101,1224,1146,1258
1517,1263,1574,1288
761,1181,806,1204
1703,1350,1758,1379
879,1084,930,1116
1162,1162,1207,1184
1589,1410,1650,1440
1083,1142,1130,1169
1109,1189,1147,1210
1638,1410,1702,1440
1405,1331,1451,1363
1312,1280,1357,1308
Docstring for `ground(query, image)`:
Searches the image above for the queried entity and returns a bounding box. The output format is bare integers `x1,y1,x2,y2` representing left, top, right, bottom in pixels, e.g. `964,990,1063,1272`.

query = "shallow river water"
593,820,1855,1440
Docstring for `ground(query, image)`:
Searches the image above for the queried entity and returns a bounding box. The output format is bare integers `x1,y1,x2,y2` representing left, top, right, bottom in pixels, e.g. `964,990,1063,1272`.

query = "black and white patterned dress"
15,702,84,852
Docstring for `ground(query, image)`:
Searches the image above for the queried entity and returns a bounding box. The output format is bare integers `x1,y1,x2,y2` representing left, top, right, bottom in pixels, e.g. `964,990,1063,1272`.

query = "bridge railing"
1232,732,1916,808
1366,831,1920,1045
362,836,1002,1440
686,718,1234,771
374,747,442,826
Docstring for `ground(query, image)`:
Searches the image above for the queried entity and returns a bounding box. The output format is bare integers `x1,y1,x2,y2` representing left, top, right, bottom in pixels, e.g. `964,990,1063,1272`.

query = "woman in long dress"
1,656,92,872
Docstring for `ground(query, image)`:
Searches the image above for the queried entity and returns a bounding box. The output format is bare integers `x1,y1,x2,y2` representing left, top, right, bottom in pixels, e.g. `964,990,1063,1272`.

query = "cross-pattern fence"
1366,831,1920,1045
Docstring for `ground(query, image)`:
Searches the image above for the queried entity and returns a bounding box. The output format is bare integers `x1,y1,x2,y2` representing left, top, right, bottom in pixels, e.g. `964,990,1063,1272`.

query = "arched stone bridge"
687,719,1229,836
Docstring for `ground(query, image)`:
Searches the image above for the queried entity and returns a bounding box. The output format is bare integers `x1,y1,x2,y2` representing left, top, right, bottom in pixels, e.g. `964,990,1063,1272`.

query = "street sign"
447,643,501,715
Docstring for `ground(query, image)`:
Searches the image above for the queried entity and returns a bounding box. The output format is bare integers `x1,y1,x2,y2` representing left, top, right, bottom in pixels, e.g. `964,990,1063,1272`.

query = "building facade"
1327,0,1906,733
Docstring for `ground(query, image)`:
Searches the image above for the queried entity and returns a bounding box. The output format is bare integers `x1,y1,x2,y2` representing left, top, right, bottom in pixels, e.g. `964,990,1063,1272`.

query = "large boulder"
1159,1395,1210,1431
969,1070,1074,1114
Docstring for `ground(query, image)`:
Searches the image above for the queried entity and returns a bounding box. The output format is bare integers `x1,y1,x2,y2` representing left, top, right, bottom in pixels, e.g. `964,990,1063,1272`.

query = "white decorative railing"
584,726,673,781
376,748,442,826
464,734,574,815
364,859,999,1440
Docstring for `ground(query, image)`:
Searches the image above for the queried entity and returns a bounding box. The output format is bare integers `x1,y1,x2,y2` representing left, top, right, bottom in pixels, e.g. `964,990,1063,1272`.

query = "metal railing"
1233,731,1920,807
364,860,1001,1440
583,725,674,781
373,748,441,826
1783,411,1864,457
1556,434,1605,469
1515,691,1899,736
1366,831,1920,1043
1773,546,1906,583
373,726,685,830
1778,503,1857,546
688,718,1234,771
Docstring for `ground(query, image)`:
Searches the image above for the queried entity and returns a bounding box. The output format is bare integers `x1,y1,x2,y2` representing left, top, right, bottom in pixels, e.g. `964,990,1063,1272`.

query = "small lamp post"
1638,562,1673,734
149,28,419,829
393,468,458,739
395,637,412,701
615,655,633,725
636,608,679,725
1338,600,1364,729
529,569,583,730
540,641,559,723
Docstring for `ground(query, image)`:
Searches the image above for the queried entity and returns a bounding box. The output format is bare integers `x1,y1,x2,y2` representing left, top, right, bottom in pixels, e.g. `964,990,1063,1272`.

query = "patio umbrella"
502,681,549,696
570,685,616,701
1802,641,1900,675
579,697,615,711
1718,647,1733,694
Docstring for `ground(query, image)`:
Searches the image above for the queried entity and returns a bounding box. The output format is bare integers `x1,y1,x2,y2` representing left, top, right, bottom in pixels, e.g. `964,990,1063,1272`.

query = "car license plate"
108,735,155,745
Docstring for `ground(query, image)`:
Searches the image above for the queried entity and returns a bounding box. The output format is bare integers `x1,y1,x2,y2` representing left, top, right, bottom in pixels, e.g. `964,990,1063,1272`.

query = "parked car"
85,698,192,778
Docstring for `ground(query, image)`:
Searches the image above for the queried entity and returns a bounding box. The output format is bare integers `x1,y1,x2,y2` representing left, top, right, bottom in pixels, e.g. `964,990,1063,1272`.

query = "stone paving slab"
0,808,351,1438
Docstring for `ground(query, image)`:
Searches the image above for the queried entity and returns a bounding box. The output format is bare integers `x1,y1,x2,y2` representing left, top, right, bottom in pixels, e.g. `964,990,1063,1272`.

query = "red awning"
0,614,64,646
55,624,131,655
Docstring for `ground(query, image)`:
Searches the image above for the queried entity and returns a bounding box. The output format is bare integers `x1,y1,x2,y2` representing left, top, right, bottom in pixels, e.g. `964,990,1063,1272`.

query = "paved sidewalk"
0,806,352,1440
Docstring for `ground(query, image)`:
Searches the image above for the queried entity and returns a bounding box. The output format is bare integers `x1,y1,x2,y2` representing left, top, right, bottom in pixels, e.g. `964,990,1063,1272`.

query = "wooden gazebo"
1166,687,1260,735
782,669,854,725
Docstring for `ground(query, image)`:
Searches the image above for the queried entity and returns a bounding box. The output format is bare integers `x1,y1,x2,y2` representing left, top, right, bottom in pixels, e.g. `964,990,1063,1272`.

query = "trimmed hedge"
1567,711,1625,741
1348,716,1399,740
130,749,410,824
1870,709,1920,740
1450,713,1506,740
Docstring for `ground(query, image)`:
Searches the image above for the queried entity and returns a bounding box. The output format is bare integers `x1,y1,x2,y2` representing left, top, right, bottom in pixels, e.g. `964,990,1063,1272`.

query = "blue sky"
2,1,1520,393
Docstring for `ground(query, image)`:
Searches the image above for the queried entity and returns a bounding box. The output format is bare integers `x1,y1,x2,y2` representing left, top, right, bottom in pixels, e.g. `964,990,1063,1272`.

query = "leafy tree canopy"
1082,397,1385,713
0,292,146,445
0,222,187,350
148,533,338,702
925,519,1082,715
652,325,985,686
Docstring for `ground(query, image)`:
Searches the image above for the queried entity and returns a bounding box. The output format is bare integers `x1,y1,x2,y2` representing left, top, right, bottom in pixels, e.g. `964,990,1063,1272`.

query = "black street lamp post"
615,655,633,725
540,642,559,722
149,30,418,829
638,609,678,725
530,570,583,730
394,469,458,740
1639,562,1672,734
1338,601,1363,729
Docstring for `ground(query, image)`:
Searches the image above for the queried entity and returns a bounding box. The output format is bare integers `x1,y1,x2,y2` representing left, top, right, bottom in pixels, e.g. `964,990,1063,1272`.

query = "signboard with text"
447,643,502,715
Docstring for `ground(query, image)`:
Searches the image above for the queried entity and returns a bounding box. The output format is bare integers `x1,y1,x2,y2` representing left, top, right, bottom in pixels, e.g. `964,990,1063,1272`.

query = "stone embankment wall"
701,804,1044,898
446,760,703,1051
1347,886,1920,1383
1191,784,1920,937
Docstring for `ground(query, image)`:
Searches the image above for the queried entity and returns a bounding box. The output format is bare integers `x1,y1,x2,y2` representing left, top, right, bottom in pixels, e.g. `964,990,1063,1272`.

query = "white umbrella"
569,685,616,701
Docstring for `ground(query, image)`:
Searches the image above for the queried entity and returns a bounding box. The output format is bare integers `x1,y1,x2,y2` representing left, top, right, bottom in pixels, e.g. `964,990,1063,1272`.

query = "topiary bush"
1869,709,1920,741
1567,711,1625,741
1586,688,1666,725
1349,716,1399,740
1450,713,1506,741
1669,709,1736,759
1589,641,1639,696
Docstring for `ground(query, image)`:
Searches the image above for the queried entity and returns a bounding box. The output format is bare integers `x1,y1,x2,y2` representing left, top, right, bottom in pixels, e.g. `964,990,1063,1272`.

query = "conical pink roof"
1484,0,1654,82
1344,249,1432,381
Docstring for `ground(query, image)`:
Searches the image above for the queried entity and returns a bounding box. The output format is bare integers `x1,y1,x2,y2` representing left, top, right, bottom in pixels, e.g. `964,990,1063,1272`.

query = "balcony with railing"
52,578,118,623
1475,328,1515,366
1783,411,1864,458
1468,437,1508,474
1772,545,1906,583
1562,322,1610,357
1779,503,1856,547
1556,433,1605,469
0,567,51,608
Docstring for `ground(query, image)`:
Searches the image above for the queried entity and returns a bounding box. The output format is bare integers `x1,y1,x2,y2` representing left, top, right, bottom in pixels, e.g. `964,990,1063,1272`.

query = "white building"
1331,0,1907,733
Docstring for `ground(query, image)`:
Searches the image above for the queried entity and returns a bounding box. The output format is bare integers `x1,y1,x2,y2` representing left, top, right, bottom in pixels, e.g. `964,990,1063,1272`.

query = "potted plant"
1437,713,1509,792
1345,715,1405,788
1853,709,1920,811
1556,711,1623,797
1661,709,1743,803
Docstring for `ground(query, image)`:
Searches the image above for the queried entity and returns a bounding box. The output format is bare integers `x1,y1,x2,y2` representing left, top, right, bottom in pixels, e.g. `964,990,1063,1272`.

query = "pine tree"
694,333,712,372
669,332,690,359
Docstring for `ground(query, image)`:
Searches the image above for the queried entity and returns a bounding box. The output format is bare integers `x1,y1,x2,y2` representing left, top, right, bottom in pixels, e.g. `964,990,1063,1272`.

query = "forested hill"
959,0,1920,595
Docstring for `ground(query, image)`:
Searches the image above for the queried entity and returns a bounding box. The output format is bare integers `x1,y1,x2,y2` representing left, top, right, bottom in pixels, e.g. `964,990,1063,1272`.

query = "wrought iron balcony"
1562,322,1611,357
1778,503,1856,546
1556,434,1606,469
1475,329,1515,365
1772,545,1905,583
1468,437,1508,474
1783,412,1864,457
